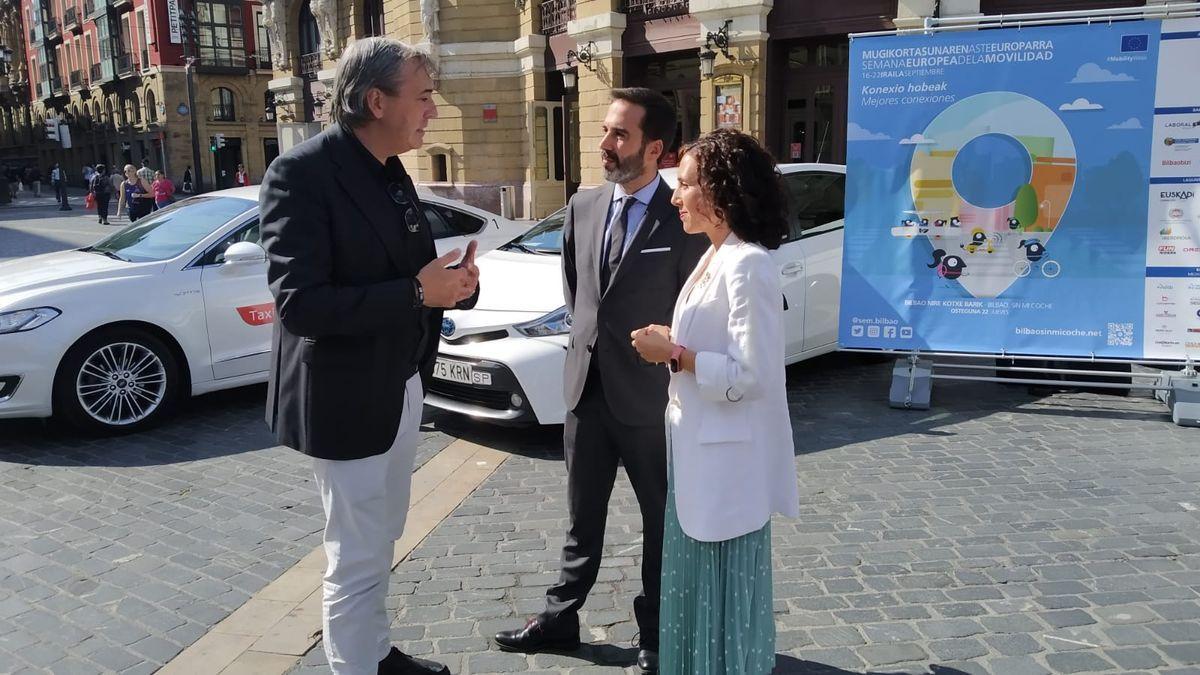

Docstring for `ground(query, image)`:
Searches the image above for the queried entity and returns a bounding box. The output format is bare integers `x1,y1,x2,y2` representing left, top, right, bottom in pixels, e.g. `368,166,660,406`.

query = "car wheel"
53,328,180,434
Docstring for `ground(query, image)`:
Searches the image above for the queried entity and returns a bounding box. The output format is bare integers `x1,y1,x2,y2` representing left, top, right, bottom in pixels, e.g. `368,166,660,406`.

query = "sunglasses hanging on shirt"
387,182,422,234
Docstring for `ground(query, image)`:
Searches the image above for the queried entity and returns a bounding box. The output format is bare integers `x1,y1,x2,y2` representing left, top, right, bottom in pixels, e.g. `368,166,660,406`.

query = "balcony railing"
69,70,82,90
623,0,688,20
44,17,60,40
64,6,80,31
299,51,321,76
111,0,132,9
538,0,574,36
116,53,135,76
90,63,101,82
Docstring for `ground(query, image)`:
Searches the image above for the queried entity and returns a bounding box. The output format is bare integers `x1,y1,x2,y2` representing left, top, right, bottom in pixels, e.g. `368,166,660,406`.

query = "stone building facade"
7,0,280,187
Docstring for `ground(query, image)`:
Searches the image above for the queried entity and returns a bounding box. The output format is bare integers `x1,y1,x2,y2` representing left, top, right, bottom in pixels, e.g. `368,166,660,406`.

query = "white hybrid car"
0,186,529,433
427,164,847,426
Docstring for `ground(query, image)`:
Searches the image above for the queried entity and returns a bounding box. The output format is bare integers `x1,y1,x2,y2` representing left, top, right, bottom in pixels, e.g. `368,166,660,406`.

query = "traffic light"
44,117,59,141
209,133,225,152
217,134,226,149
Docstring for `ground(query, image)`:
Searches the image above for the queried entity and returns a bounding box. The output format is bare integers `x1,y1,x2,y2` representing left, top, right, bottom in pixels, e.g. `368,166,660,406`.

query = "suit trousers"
312,373,422,675
545,364,668,646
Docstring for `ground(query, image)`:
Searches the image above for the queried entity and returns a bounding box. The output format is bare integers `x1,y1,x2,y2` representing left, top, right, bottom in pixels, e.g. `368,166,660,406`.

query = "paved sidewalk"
289,354,1200,675
0,386,457,675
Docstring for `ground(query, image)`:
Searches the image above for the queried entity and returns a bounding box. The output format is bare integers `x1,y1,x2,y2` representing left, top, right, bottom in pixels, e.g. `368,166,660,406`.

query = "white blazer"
667,234,801,542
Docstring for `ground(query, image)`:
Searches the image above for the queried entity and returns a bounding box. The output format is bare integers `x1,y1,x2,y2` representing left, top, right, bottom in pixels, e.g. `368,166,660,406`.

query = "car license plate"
433,358,492,386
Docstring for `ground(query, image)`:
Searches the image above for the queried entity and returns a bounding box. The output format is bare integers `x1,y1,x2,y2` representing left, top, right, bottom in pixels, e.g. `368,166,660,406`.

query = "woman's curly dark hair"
680,128,788,250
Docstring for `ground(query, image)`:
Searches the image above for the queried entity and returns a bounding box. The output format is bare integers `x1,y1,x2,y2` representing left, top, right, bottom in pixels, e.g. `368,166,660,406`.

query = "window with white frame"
197,1,246,68
254,8,272,68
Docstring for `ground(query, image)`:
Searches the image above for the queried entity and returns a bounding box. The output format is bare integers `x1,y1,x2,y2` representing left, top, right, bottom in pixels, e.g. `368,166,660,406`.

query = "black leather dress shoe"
493,616,581,653
378,646,450,675
637,648,658,674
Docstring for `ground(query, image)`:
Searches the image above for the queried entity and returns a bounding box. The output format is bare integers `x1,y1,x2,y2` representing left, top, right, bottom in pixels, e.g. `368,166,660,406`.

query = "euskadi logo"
1160,190,1194,201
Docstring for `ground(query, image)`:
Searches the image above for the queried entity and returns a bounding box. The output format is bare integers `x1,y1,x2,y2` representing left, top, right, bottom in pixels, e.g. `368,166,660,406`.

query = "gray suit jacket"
562,179,708,426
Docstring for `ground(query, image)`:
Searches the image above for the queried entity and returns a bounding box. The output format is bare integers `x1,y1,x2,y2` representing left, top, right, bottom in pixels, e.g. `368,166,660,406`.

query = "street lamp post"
185,56,204,193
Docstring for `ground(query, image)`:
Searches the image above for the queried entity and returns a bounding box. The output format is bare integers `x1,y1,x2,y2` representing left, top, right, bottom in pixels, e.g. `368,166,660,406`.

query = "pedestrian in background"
51,164,71,210
116,164,152,222
137,157,155,187
235,163,250,187
631,128,800,675
26,166,41,197
182,166,194,193
90,164,113,225
152,170,175,210
5,165,19,200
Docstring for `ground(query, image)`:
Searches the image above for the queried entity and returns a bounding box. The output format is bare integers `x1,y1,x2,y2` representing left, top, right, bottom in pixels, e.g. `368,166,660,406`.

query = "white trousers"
312,374,423,675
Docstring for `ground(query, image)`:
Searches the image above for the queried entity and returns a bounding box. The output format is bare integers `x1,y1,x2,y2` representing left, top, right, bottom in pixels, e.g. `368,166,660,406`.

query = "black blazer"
259,124,473,460
562,179,708,426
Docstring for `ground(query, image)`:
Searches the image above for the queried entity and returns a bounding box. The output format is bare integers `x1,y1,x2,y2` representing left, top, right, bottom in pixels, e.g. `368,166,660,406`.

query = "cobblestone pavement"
0,384,460,674
288,354,1200,675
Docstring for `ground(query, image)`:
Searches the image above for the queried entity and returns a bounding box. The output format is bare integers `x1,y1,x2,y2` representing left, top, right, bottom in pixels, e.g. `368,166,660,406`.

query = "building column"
692,0,772,140
269,76,318,152
567,7,625,189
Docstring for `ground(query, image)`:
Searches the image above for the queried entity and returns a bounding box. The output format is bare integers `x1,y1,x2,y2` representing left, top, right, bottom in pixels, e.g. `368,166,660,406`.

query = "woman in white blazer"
632,129,800,675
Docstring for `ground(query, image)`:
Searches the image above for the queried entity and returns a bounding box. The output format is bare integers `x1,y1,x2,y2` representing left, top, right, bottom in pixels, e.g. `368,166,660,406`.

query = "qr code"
1107,322,1134,347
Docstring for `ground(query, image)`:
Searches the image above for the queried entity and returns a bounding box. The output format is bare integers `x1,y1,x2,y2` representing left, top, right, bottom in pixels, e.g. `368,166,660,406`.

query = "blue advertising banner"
841,19,1200,360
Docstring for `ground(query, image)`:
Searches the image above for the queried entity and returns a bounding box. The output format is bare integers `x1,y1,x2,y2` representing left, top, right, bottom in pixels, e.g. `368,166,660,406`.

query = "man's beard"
602,143,646,184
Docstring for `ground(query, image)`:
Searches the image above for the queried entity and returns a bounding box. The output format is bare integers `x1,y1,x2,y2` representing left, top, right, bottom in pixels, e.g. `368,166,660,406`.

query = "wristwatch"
412,277,425,308
668,343,685,373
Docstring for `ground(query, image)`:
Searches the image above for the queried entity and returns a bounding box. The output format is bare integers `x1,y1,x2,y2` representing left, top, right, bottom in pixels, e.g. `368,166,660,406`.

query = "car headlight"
0,307,62,334
514,306,572,337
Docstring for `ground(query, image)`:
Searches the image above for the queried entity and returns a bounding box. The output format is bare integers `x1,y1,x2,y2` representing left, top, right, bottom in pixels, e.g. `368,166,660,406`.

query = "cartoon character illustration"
921,218,929,227
949,216,961,228
901,218,919,227
934,219,947,228
960,228,998,254
1018,238,1046,261
928,248,967,280
1007,217,1021,230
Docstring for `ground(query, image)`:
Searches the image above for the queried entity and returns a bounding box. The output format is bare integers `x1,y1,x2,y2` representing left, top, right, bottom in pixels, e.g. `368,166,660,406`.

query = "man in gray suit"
494,88,706,674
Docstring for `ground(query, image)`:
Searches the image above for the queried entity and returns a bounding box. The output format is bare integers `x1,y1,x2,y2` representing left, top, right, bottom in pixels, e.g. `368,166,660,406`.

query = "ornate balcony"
64,6,81,32
116,53,135,77
44,17,61,41
623,0,688,20
299,51,321,76
538,0,574,36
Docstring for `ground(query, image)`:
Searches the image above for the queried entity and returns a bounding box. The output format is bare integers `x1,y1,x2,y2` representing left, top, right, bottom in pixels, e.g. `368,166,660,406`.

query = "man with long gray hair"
260,37,478,675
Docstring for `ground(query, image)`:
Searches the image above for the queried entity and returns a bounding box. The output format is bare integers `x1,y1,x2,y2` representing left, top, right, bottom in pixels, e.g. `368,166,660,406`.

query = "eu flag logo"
1121,34,1148,52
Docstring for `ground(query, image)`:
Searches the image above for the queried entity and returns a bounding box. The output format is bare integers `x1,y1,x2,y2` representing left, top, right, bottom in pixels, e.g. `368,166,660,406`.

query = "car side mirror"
223,241,266,265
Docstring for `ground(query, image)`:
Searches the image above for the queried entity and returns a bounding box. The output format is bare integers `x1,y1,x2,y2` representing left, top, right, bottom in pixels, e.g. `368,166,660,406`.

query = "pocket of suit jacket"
300,336,369,367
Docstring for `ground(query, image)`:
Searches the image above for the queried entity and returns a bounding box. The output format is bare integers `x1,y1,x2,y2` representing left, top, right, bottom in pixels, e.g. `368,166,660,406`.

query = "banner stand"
844,4,1200,428
856,348,1200,426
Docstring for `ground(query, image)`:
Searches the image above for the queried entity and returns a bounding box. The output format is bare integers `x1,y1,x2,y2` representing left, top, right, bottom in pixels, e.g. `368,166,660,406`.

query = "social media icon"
851,325,864,337
883,326,897,338
867,325,881,338
900,326,913,339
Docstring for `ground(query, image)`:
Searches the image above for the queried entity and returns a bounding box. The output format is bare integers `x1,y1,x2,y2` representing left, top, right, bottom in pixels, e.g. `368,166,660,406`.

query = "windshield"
83,197,256,263
500,208,565,254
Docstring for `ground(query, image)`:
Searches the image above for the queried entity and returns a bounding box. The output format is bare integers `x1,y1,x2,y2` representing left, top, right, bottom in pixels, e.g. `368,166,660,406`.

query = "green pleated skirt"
658,473,775,675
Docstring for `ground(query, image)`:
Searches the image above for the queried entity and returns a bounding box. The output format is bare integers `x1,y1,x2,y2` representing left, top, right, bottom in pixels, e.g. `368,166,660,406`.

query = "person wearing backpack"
90,164,114,225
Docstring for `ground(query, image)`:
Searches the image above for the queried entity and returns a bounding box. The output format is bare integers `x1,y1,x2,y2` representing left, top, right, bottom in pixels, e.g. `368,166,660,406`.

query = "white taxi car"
427,164,846,425
0,186,528,433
